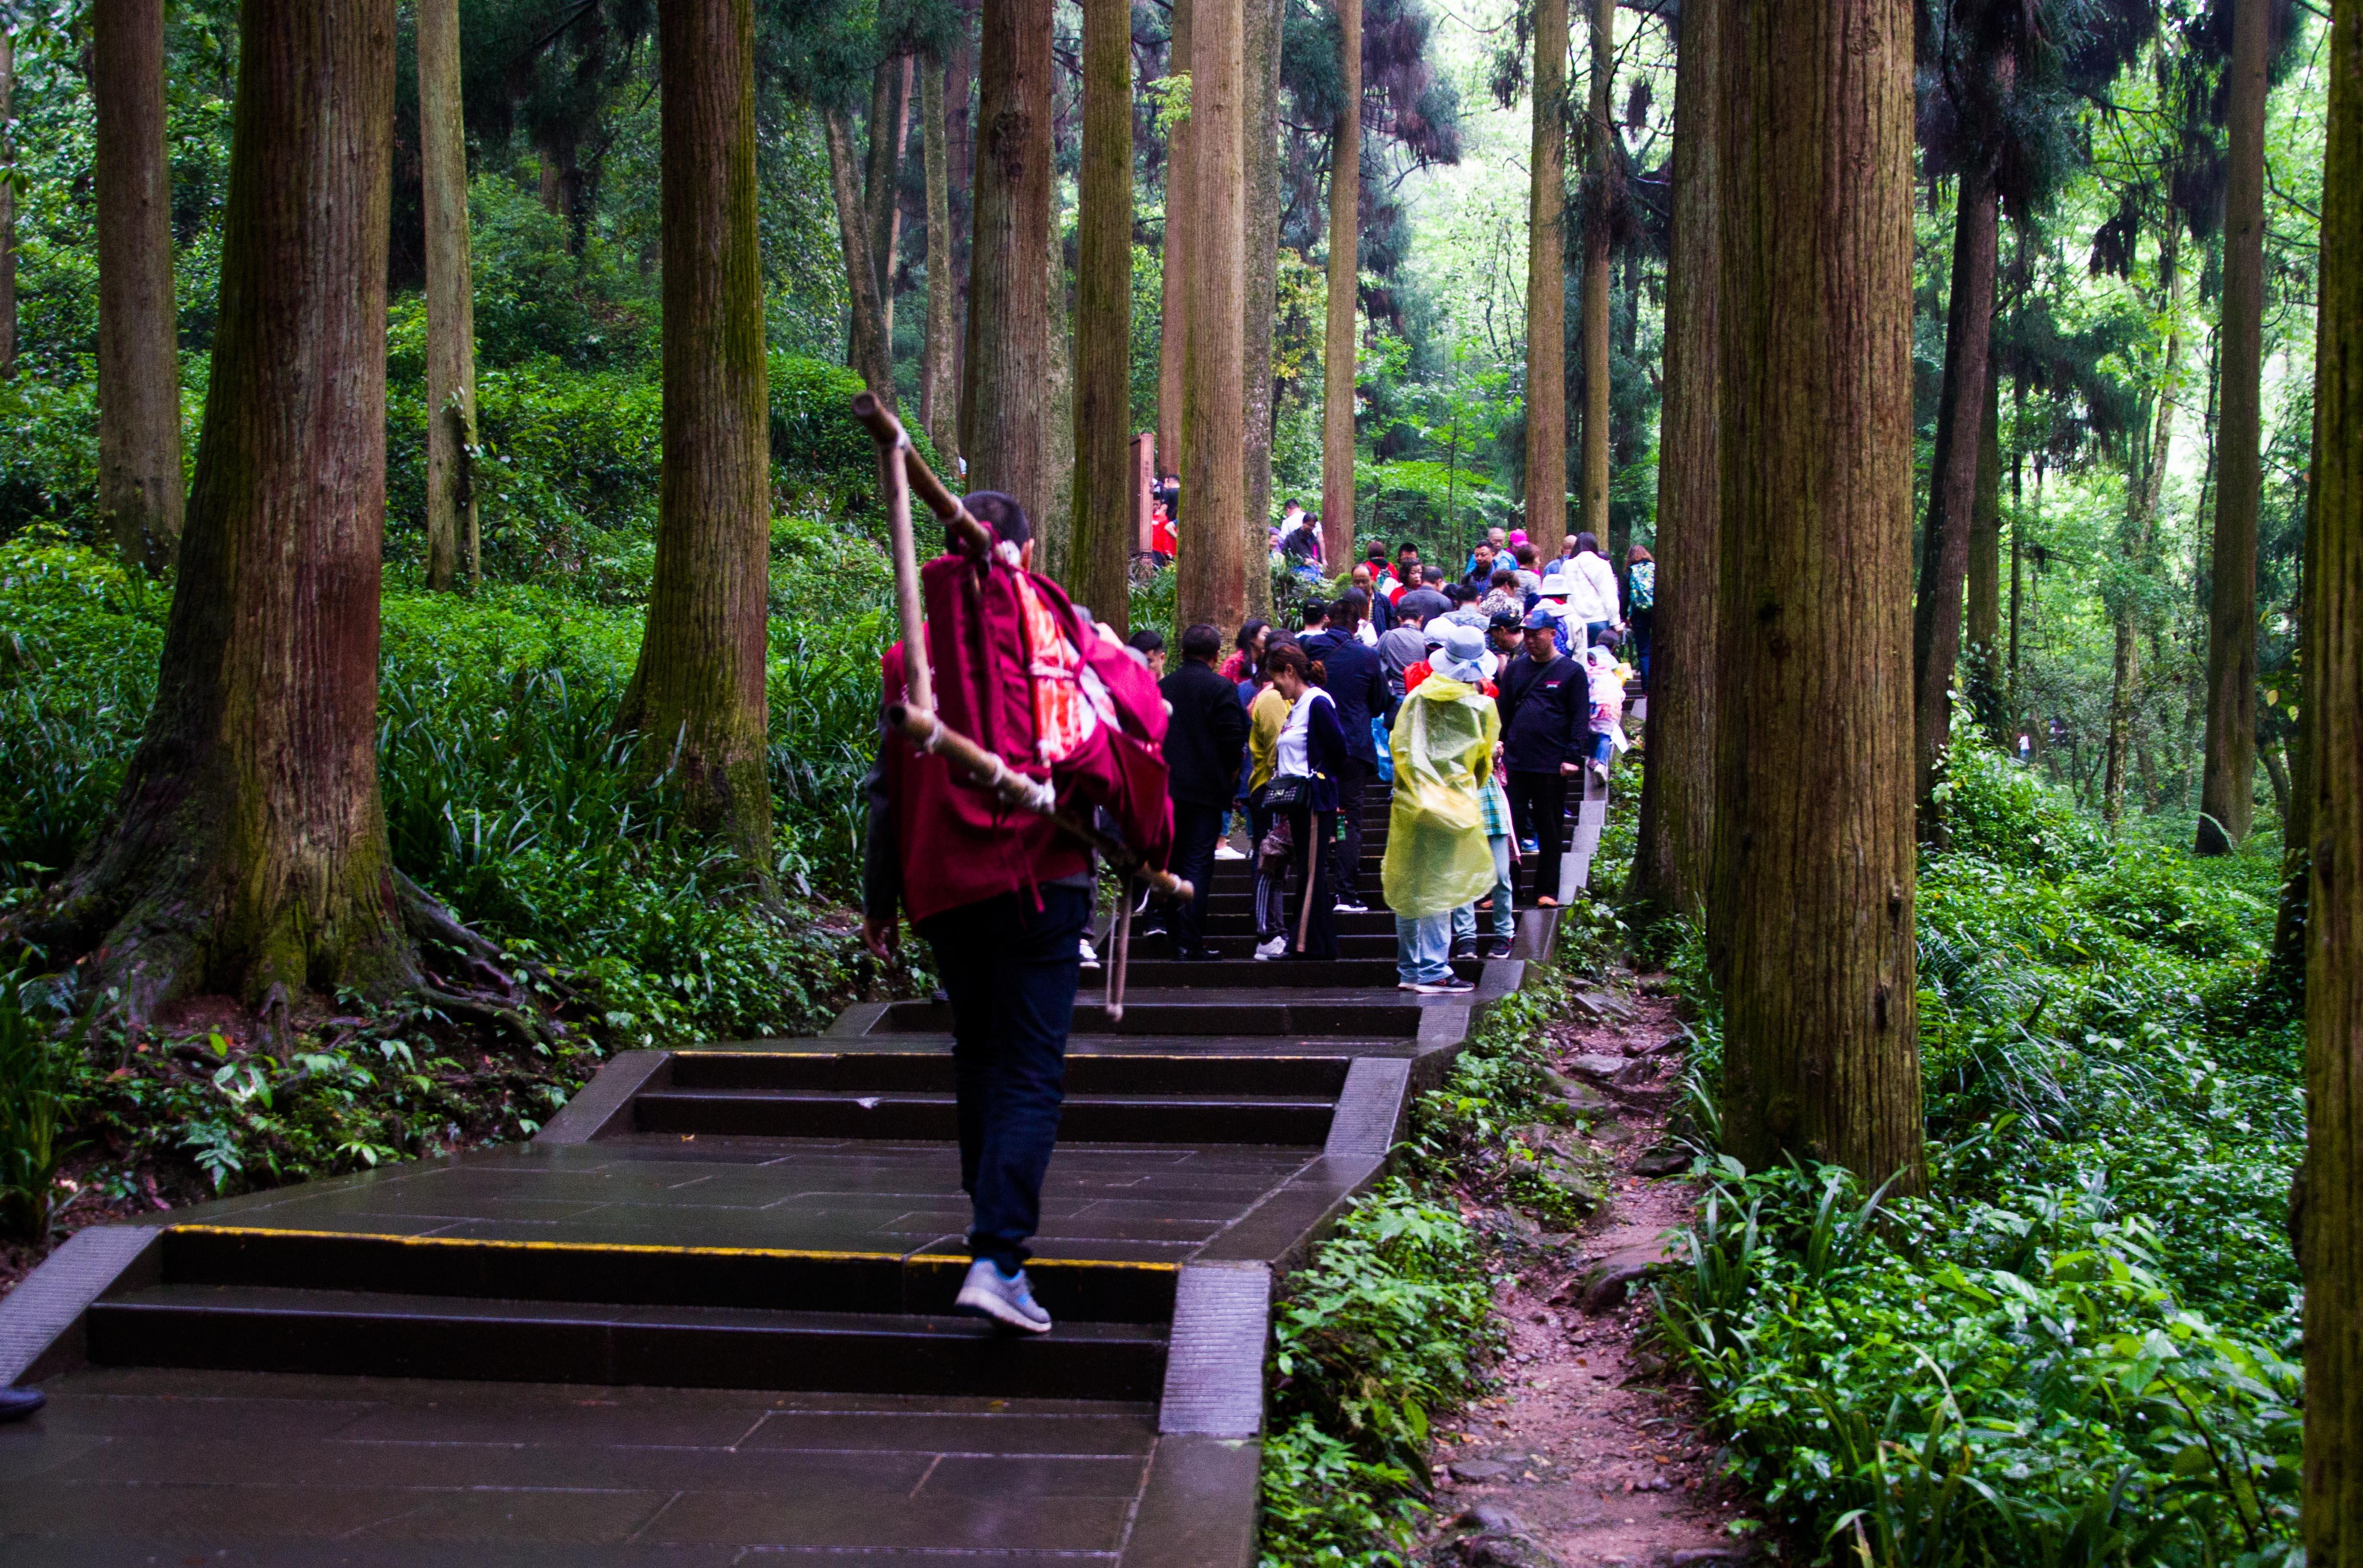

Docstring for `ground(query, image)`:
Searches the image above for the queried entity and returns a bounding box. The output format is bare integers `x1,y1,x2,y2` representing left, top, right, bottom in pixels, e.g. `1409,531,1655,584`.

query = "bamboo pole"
853,395,1192,904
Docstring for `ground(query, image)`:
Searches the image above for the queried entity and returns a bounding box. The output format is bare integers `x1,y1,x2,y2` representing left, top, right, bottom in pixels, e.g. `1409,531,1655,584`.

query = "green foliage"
0,981,77,1240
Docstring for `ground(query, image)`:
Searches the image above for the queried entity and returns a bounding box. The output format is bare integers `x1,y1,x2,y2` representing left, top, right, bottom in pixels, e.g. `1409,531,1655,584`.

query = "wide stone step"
88,1284,1167,1400
879,996,1427,1036
670,1048,1353,1098
1120,957,1482,989
635,1088,1336,1146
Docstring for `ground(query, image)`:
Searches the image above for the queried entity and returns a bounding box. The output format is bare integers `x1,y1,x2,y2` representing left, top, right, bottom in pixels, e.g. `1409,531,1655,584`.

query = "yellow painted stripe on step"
160,1224,1179,1271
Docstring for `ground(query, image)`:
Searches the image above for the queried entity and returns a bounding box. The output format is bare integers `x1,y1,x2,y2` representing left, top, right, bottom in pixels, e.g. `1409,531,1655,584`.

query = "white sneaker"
1214,842,1248,861
1079,938,1101,969
1253,936,1288,961
954,1258,1053,1334
1334,897,1368,914
1406,975,1477,995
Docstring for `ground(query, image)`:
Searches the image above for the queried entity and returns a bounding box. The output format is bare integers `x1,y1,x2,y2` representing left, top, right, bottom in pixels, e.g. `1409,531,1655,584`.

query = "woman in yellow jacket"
1383,623,1500,994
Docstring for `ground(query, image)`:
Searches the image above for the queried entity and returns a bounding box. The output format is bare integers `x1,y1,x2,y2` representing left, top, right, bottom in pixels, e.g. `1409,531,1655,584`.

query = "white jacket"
1564,552,1621,625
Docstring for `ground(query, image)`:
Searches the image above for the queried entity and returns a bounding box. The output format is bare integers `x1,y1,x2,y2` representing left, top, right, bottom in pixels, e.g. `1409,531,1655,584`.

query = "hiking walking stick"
850,395,1192,914
1293,812,1322,956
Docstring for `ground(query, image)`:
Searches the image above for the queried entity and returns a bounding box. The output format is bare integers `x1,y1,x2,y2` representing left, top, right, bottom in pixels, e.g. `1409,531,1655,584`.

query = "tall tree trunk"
1178,0,1246,631
418,0,480,592
1630,0,1720,927
93,0,185,574
1157,0,1194,488
1041,218,1076,580
1319,0,1361,569
1715,0,1922,1190
2108,218,2186,828
2301,0,2363,1548
826,108,895,406
962,0,1055,523
32,0,423,1022
865,54,913,346
2199,0,2270,855
1965,365,2003,733
1578,0,1611,544
0,28,15,380
2103,614,2139,830
920,50,960,464
1524,0,1568,546
1909,164,1997,843
2272,468,2316,985
947,3,977,436
623,0,775,880
1241,0,1282,616
1071,0,1134,633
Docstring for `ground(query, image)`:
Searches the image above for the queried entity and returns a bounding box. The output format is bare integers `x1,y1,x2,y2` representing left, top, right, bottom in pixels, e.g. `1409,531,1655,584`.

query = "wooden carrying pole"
852,395,1191,904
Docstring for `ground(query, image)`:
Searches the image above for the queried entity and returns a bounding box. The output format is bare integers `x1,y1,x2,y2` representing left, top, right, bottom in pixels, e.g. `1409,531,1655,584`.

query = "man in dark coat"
1158,622,1252,959
1495,605,1585,907
1300,599,1396,913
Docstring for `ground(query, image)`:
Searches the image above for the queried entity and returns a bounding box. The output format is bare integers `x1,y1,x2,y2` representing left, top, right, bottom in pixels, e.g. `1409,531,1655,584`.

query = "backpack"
1628,559,1656,612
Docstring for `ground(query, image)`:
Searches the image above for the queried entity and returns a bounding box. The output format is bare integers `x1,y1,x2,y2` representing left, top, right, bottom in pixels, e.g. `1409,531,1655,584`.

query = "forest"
0,0,2357,1563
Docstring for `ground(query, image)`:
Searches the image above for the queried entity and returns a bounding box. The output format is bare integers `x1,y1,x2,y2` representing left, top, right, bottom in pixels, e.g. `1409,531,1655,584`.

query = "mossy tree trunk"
1524,0,1567,546
1319,0,1361,570
920,50,960,466
1158,0,1194,489
866,54,913,348
1909,163,1997,843
2200,0,2269,855
2302,0,2363,1548
962,0,1055,523
31,0,444,1024
1071,0,1134,633
1578,0,1611,545
1241,0,1282,613
1630,0,1720,927
826,107,895,405
419,0,480,592
94,0,185,574
1715,0,1923,1191
1178,0,1246,632
622,0,776,886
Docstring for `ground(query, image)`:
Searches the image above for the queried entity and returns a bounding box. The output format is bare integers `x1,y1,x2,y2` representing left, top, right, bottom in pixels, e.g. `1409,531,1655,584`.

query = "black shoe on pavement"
1175,949,1223,963
0,1387,45,1424
1479,936,1515,960
1449,937,1478,961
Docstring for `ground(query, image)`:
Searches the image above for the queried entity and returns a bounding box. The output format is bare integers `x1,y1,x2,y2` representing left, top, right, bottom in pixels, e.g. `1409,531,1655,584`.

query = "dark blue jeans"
1168,801,1225,958
918,883,1089,1273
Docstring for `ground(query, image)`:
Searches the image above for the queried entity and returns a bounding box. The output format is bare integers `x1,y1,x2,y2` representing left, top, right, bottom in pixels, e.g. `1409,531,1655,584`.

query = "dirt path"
1423,976,1765,1568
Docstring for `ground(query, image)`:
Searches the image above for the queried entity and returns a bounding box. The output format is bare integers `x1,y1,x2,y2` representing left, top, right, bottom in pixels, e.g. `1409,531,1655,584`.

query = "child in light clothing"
1582,639,1628,783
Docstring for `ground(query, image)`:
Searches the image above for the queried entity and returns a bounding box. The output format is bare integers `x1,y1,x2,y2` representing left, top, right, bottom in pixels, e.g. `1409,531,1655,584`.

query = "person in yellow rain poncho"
1383,622,1500,995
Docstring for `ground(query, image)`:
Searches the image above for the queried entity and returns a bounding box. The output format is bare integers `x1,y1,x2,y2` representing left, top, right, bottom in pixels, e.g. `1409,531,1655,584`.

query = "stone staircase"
0,785,1580,1566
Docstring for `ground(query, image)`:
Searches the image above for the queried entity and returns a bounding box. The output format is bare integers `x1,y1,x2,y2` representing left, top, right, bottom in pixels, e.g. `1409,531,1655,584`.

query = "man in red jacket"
860,493,1094,1335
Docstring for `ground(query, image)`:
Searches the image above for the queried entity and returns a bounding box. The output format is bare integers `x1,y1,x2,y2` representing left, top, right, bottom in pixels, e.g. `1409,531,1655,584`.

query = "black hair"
1490,567,1517,589
1422,565,1445,585
1366,543,1389,562
1396,541,1420,557
1575,531,1602,557
1181,622,1223,661
961,491,1031,547
1445,582,1475,604
1336,590,1368,628
1128,628,1165,653
1264,643,1326,688
1590,627,1623,649
1235,617,1270,652
1301,602,1329,628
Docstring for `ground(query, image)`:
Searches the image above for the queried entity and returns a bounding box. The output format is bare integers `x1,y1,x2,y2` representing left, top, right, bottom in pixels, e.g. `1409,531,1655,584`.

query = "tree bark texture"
1524,0,1568,544
0,29,15,380
1071,0,1135,634
865,54,913,345
1965,367,2003,733
920,51,960,464
1715,0,1923,1191
1578,0,1611,544
1241,0,1282,616
1909,165,1996,843
1630,0,1720,927
1320,0,1361,570
2200,0,2270,855
1178,0,1246,632
2303,3,2363,1552
418,0,480,592
1040,211,1076,582
962,0,1055,524
35,0,413,1019
625,0,776,879
947,5,976,434
94,0,185,574
827,108,895,405
1157,0,1193,488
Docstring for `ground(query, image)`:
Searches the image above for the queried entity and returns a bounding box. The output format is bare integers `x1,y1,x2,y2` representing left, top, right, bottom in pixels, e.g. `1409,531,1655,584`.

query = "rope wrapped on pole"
853,397,1192,906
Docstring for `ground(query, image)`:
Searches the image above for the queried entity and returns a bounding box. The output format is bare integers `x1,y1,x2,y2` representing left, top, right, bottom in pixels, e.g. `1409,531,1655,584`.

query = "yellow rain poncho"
1380,675,1501,918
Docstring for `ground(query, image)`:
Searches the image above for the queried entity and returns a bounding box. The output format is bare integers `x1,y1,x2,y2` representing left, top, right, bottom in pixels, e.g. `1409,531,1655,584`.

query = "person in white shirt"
1564,532,1622,645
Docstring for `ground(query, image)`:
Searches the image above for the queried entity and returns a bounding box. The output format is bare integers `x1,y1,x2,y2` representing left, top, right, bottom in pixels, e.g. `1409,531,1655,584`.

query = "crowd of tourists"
1153,528,1643,996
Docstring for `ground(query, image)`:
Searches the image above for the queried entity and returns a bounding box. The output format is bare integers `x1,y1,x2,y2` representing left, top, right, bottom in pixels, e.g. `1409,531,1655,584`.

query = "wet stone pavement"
0,795,1572,1566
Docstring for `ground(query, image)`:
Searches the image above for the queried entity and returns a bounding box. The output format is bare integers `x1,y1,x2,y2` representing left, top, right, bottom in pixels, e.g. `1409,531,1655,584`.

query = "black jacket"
1497,649,1585,773
1301,629,1396,768
1159,658,1253,808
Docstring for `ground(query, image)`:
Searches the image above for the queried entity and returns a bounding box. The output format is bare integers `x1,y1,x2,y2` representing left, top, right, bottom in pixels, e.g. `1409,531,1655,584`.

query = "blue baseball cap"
1522,606,1559,631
